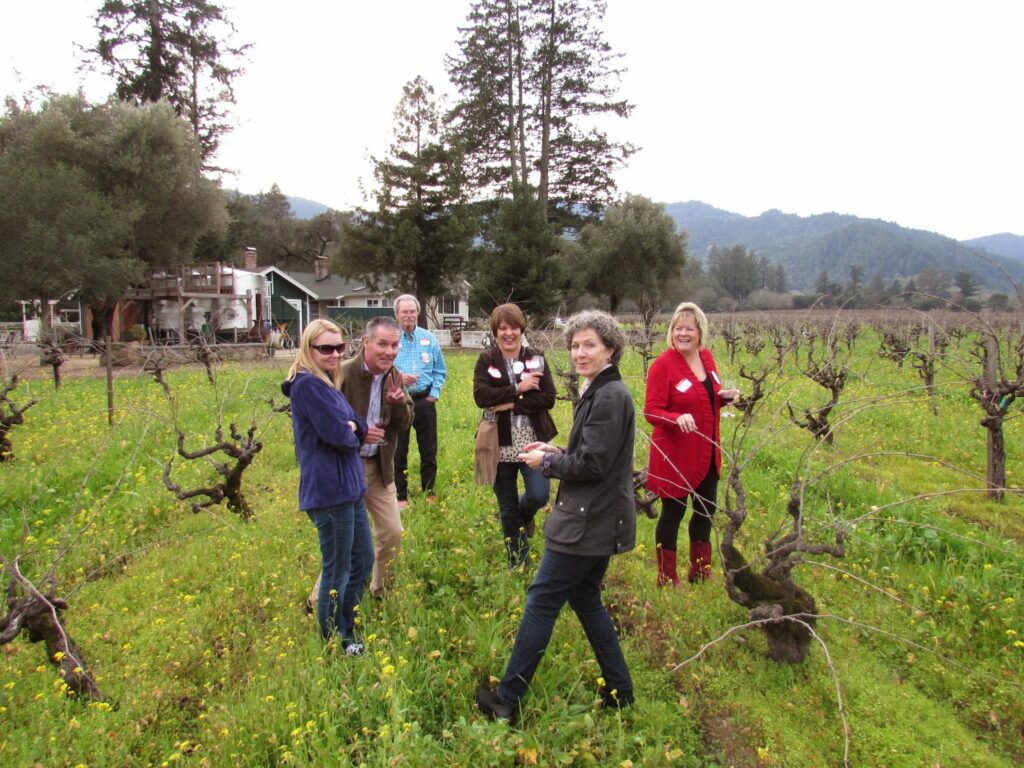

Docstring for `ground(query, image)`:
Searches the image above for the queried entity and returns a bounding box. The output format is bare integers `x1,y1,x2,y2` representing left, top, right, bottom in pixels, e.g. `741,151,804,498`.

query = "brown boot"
687,541,713,583
656,546,680,587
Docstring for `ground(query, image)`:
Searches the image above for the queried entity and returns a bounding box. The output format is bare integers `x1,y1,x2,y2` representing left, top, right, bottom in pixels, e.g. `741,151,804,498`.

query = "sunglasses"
310,343,346,355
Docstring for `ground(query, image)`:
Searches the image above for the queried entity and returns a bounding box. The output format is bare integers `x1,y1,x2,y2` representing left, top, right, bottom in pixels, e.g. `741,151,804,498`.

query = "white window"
440,295,459,315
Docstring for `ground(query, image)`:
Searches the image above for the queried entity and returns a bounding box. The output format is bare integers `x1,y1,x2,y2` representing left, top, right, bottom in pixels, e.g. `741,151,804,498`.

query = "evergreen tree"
337,78,476,318
469,184,564,318
447,0,634,227
87,0,249,163
708,245,758,299
954,270,980,299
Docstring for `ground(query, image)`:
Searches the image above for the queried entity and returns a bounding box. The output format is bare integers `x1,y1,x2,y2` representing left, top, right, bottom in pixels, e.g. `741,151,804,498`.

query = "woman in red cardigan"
644,302,739,585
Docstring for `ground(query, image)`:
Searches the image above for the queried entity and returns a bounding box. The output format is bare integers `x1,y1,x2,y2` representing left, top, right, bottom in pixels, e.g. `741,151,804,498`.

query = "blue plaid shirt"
395,326,447,399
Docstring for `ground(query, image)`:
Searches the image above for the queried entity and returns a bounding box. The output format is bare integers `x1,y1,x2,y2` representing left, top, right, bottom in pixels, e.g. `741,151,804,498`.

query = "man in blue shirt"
393,294,448,507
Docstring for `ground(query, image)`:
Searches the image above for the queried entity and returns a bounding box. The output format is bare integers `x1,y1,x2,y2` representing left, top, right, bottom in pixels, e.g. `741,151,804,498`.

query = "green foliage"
0,95,225,327
468,185,565,319
577,194,686,318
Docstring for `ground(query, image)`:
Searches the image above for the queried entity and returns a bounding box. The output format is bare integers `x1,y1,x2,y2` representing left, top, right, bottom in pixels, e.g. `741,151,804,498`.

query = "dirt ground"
1,346,299,384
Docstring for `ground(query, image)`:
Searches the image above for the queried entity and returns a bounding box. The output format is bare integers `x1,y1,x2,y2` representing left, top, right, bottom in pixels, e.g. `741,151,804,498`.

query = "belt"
410,391,430,399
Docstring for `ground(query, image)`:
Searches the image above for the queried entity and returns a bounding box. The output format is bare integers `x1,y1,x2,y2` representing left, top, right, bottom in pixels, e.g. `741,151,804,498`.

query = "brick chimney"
314,255,328,280
243,247,257,270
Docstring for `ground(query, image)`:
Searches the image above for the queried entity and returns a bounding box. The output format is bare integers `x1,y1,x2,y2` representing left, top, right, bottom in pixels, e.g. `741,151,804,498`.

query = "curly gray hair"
563,310,628,365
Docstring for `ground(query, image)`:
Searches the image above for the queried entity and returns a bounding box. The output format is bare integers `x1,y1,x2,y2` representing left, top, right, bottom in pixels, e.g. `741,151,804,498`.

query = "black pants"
395,397,437,501
655,467,718,550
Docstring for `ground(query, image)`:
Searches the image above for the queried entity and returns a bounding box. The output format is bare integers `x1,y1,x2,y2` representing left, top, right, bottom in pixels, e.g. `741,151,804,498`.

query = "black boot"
475,685,518,724
599,686,635,709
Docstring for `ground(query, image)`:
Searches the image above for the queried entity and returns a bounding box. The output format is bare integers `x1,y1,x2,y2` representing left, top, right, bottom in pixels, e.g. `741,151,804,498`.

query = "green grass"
1,328,1021,767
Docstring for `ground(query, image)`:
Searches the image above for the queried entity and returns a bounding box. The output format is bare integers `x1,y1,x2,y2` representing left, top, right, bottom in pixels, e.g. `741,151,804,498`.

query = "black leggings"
655,468,718,550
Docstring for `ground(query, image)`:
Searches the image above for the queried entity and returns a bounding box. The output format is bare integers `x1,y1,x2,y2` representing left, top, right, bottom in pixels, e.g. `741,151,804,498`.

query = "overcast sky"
2,0,1021,241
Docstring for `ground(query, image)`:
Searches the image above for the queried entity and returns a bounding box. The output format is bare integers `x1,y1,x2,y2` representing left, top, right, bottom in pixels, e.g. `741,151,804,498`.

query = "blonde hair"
667,302,709,349
286,318,345,389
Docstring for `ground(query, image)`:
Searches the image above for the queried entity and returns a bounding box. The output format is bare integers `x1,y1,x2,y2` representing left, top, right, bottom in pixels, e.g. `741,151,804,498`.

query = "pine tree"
337,78,476,315
447,0,634,228
469,184,564,318
87,0,249,164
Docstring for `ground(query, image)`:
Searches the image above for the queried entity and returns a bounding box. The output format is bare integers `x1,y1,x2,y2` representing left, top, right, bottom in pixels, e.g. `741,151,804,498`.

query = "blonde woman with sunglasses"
282,319,373,654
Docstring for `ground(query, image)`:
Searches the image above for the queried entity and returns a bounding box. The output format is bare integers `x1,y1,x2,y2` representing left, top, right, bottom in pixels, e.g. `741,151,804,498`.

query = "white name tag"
420,338,430,346
487,366,501,378
420,352,431,363
676,379,692,393
525,357,542,370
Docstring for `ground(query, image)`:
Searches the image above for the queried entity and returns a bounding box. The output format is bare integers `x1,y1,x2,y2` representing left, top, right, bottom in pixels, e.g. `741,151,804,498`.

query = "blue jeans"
492,461,550,566
307,498,374,641
497,549,633,704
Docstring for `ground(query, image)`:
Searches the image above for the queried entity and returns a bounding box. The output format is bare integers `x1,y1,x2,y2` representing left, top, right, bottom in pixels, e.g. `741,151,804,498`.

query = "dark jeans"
307,498,374,642
395,397,438,501
493,461,549,566
498,549,633,704
655,467,718,549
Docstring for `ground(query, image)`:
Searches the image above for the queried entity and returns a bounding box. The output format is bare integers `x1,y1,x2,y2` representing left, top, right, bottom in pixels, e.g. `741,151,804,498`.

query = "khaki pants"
309,455,403,606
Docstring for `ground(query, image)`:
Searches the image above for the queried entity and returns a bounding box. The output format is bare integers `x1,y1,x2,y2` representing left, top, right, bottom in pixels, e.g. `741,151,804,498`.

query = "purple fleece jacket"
281,371,368,511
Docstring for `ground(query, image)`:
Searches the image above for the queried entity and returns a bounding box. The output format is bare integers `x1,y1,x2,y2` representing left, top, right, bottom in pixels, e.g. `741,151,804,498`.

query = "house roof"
259,267,394,301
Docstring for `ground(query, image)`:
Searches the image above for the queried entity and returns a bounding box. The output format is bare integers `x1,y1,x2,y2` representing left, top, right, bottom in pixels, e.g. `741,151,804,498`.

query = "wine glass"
375,406,391,446
525,354,545,387
721,378,738,417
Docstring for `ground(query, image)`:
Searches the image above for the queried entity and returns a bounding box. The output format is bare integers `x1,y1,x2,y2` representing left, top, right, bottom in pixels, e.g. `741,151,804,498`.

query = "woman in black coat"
476,310,636,723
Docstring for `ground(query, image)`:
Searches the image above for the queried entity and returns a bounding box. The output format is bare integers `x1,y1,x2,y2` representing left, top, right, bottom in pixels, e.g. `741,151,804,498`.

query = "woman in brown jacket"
473,303,557,568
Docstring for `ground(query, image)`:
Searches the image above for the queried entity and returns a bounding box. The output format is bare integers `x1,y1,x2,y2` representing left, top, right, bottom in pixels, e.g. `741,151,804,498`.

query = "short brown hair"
489,303,527,336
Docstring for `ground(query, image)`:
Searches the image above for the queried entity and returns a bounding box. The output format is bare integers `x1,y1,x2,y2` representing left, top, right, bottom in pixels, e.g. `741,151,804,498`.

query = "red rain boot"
656,547,680,587
688,540,713,583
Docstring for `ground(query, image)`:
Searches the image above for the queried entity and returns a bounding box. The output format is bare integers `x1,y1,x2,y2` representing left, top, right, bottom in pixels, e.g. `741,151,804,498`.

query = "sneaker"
304,596,314,616
398,500,408,510
342,641,365,656
475,685,517,724
426,494,437,503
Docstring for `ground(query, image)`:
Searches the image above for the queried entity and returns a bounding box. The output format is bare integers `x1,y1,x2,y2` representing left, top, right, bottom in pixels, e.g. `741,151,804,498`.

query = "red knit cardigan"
644,346,723,499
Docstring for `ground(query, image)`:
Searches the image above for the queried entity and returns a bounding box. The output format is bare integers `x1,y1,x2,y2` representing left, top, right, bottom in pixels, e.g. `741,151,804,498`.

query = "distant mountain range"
664,202,1024,291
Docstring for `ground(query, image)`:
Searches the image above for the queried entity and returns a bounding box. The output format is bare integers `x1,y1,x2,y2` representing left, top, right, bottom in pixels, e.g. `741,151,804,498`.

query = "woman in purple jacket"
282,319,373,654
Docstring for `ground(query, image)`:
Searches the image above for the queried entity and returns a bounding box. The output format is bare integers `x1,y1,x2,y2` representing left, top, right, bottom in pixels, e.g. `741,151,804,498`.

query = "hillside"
964,232,1024,262
666,202,1024,290
288,195,332,219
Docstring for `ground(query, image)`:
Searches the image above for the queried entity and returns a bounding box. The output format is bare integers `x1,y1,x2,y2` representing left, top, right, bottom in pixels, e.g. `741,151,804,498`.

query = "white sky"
2,0,1021,241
